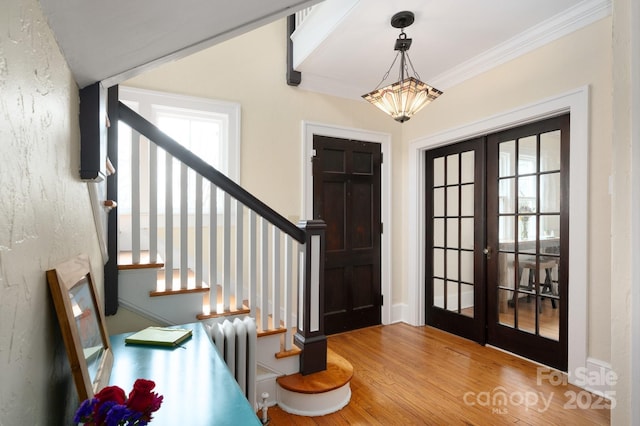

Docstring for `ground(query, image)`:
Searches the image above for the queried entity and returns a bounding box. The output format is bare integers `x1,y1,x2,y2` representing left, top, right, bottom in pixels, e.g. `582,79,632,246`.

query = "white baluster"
180,163,188,290
209,183,218,314
284,236,293,350
248,211,257,318
164,152,173,291
223,192,231,311
195,174,203,291
149,143,158,263
235,200,244,310
131,130,140,264
272,227,281,329
260,218,269,330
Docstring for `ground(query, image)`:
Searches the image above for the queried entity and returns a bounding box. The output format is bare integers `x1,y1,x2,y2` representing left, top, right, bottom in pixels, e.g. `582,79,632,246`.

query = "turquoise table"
109,323,261,426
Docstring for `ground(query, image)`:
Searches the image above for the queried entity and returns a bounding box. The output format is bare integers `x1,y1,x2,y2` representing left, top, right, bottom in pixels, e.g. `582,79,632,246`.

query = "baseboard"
578,357,615,398
391,303,409,324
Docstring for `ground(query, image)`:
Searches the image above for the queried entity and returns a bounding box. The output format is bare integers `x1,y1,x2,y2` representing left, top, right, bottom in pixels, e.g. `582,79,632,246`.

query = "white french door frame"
301,121,392,326
406,86,589,385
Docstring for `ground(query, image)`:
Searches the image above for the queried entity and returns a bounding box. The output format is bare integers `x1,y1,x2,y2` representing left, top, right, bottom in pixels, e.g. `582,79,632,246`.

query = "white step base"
277,383,352,417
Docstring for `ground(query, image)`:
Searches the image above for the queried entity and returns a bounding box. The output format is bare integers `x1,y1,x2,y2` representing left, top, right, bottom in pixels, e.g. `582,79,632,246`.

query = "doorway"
313,135,382,334
426,114,569,370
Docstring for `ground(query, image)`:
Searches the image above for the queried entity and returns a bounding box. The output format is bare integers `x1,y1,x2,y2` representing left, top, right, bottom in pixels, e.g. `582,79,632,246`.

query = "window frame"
118,86,241,216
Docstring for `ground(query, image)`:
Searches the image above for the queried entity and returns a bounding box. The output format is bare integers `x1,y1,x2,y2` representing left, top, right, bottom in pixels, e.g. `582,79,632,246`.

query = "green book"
125,326,192,347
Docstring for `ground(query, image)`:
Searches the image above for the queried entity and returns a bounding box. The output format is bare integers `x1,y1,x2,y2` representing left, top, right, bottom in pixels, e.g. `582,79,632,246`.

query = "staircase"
110,90,351,415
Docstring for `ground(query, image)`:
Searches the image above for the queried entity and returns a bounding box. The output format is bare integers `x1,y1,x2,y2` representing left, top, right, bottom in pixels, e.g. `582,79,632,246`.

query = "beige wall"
0,0,104,423
128,16,614,363
124,19,407,306
404,17,613,363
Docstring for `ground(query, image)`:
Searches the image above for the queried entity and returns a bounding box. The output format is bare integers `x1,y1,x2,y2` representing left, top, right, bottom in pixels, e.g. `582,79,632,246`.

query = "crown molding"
430,0,612,90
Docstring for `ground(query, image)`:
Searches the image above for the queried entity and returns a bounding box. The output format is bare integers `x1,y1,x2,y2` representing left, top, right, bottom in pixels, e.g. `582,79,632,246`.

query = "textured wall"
0,0,103,424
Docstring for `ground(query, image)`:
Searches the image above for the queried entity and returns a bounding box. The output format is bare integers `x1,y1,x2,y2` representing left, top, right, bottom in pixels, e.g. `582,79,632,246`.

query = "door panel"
486,115,569,371
426,138,486,343
313,136,382,334
425,114,569,370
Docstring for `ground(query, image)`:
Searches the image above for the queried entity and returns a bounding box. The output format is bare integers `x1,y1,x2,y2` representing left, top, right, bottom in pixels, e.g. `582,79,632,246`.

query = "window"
118,87,240,214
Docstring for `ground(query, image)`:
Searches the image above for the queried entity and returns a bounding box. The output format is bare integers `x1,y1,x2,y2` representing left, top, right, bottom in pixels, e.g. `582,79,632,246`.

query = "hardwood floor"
267,323,609,425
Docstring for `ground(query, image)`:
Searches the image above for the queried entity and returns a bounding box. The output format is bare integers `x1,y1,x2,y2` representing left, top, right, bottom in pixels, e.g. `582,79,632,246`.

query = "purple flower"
73,398,97,423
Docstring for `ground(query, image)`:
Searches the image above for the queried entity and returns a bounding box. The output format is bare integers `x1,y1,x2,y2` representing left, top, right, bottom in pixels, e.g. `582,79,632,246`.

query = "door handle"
483,247,491,259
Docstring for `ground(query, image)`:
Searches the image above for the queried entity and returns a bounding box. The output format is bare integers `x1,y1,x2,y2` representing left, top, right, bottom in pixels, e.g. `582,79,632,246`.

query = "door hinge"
380,153,383,164
311,149,317,162
380,223,383,234
380,294,384,306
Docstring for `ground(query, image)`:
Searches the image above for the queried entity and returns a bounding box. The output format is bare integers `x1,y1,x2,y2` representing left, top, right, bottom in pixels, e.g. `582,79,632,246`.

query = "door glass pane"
499,216,515,244
540,172,560,213
446,281,459,312
446,218,459,248
499,141,516,177
518,176,537,212
433,218,445,246
461,283,474,317
518,216,537,247
447,186,459,216
540,215,560,242
447,154,459,185
433,278,445,309
434,188,444,217
433,248,445,277
461,151,475,183
539,296,560,340
497,252,515,289
460,218,474,250
516,296,536,335
498,289,515,328
540,131,561,172
446,250,458,280
518,136,537,174
460,250,474,283
461,184,474,216
499,178,515,213
434,157,445,186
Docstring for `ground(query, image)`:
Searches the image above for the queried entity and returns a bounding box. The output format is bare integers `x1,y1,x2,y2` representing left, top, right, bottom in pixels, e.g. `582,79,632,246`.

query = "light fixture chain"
373,51,401,90
404,52,422,81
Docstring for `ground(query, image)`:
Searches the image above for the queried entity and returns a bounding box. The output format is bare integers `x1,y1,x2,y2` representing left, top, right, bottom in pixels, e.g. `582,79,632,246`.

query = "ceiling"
38,0,610,98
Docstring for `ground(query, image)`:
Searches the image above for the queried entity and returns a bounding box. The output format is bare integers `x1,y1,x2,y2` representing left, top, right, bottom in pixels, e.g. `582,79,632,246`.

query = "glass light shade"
362,77,443,123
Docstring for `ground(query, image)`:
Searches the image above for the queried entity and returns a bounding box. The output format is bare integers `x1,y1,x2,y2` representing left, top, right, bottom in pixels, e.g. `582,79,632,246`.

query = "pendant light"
362,11,443,123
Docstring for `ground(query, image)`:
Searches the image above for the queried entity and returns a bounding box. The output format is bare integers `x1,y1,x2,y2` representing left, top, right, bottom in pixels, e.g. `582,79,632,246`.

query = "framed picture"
47,254,113,401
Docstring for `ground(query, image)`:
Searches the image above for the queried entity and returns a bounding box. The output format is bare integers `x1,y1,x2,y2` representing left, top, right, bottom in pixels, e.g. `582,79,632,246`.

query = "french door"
425,138,486,343
426,114,569,370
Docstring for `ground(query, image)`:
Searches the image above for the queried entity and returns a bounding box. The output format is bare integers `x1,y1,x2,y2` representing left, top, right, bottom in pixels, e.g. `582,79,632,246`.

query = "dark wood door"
313,135,382,334
486,114,569,371
425,138,486,343
425,114,569,370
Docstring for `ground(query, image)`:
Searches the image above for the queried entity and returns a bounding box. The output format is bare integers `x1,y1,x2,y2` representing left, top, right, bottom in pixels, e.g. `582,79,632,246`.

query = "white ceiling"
37,0,323,88
38,0,610,96
292,0,610,100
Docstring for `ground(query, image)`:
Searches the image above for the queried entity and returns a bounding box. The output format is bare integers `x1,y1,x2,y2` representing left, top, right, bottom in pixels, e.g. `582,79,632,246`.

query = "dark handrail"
118,101,305,244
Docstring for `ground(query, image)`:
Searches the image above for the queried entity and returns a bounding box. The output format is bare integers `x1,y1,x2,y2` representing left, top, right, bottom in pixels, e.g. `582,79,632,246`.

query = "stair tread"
276,349,353,394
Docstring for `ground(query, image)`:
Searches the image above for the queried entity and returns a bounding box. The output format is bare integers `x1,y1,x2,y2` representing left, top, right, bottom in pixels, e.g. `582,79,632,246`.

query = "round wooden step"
276,349,353,416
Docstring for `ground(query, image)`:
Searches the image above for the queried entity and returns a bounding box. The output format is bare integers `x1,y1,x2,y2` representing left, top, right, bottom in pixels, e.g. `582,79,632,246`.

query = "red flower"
94,386,127,405
127,379,163,420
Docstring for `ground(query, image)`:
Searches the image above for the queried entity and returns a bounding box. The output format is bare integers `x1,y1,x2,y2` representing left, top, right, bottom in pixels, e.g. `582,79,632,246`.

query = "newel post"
295,220,327,375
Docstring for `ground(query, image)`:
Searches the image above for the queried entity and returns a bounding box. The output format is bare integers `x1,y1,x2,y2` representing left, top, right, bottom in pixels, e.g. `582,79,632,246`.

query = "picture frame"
47,254,113,401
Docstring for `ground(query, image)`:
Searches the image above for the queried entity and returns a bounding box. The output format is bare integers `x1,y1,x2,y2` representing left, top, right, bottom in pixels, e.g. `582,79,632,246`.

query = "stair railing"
117,102,325,368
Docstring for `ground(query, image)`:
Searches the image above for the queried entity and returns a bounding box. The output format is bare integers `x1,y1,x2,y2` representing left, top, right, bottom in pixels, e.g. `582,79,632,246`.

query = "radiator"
209,317,257,409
